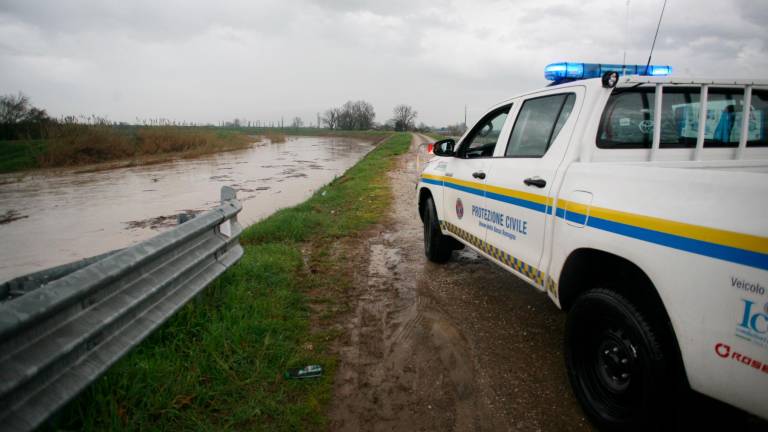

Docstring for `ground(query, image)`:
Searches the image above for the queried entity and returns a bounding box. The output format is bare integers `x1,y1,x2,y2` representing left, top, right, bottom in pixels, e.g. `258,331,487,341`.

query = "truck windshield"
597,87,767,149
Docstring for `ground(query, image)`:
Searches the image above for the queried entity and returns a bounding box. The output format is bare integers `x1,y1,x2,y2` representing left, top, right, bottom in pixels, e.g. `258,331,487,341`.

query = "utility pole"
464,105,467,130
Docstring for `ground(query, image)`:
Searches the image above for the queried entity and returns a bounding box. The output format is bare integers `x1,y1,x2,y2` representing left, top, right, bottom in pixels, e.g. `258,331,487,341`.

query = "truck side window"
505,93,575,158
597,88,768,148
457,105,511,158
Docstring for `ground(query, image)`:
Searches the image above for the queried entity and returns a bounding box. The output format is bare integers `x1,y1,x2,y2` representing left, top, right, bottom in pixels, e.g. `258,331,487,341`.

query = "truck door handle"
472,171,486,179
523,177,546,188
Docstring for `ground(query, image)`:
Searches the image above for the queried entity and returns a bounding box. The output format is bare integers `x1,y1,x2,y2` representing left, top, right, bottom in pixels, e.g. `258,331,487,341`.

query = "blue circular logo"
456,198,464,219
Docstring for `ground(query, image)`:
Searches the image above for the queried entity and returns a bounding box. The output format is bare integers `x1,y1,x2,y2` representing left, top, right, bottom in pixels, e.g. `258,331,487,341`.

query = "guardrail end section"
221,186,237,203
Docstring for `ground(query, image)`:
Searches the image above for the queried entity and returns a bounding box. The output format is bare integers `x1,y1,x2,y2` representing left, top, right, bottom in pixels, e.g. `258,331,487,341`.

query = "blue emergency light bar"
544,62,672,82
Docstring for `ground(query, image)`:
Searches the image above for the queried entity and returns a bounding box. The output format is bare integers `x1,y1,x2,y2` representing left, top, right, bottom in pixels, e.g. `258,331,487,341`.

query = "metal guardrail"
0,186,244,432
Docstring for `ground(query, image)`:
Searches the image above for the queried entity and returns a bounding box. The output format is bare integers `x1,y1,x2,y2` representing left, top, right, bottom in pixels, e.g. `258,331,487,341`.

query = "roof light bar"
544,62,672,83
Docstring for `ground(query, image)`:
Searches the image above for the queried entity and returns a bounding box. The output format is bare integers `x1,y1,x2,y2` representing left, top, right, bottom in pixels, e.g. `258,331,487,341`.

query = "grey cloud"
0,0,765,127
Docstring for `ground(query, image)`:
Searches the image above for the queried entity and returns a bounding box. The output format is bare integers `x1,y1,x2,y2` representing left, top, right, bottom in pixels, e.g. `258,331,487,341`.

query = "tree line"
1,92,426,141
322,101,419,132
322,100,376,130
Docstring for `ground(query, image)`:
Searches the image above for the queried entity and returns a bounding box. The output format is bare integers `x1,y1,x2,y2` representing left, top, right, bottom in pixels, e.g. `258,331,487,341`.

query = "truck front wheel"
422,196,453,263
565,288,673,430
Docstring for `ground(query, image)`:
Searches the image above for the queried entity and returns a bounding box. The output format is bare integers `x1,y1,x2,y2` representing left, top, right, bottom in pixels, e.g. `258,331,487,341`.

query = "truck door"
441,105,512,244
483,89,582,286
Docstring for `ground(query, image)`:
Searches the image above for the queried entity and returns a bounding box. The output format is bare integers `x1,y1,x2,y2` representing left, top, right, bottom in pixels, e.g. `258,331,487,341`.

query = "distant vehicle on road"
417,62,768,430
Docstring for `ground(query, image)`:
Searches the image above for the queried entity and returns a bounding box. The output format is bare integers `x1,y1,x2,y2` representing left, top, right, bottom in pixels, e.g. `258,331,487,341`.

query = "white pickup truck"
417,63,767,430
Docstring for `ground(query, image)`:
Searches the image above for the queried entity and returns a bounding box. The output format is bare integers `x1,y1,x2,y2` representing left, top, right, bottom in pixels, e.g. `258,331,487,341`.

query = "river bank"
0,128,389,175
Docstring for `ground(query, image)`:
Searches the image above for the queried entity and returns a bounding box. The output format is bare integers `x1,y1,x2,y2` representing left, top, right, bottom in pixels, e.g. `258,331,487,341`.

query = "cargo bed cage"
584,76,768,164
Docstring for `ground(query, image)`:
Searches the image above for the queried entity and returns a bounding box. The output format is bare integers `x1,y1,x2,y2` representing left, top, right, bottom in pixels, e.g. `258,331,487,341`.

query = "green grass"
0,139,46,173
56,132,412,431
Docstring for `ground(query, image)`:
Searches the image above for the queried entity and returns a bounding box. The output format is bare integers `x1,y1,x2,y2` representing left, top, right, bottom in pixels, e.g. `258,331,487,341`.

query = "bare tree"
0,92,31,124
0,92,52,140
291,116,304,128
337,100,375,130
322,107,341,129
324,101,375,130
392,104,417,132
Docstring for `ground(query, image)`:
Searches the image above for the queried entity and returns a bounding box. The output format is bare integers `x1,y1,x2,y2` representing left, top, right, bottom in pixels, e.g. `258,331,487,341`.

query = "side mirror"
432,138,456,157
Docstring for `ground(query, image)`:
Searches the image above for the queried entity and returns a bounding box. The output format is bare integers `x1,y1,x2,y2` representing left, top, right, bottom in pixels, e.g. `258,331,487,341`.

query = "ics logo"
735,299,768,350
456,198,464,220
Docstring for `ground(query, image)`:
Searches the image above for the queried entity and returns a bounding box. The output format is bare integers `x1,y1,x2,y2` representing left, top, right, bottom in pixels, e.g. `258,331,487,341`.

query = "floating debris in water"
124,210,204,230
0,210,28,225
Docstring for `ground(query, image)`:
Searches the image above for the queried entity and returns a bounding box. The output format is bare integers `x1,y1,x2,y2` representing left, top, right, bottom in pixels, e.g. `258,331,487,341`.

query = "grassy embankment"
0,139,47,173
57,132,411,431
0,126,254,174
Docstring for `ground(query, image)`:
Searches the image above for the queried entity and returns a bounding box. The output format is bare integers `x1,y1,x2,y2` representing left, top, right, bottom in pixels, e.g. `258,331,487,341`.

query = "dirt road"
328,134,592,431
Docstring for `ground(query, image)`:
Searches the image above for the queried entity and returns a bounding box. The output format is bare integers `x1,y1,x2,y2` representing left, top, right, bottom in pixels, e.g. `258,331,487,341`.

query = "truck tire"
565,288,673,431
422,196,453,263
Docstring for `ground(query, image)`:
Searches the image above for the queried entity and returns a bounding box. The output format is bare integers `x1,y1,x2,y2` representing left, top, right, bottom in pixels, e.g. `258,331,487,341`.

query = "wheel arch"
418,186,434,222
557,247,688,386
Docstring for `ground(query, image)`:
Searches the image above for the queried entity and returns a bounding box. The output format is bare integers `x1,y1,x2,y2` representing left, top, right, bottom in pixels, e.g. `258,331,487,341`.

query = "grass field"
56,132,411,431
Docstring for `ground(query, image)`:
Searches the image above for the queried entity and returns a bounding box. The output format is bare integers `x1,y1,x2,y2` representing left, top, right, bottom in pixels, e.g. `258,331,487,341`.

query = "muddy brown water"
0,136,373,283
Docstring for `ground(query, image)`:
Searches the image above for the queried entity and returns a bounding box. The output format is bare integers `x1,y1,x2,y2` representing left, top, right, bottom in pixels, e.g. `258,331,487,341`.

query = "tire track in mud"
329,134,592,431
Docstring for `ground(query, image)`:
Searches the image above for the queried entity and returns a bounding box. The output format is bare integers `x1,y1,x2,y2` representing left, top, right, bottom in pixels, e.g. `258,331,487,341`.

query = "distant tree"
322,108,339,129
0,93,31,124
392,104,417,131
323,102,375,130
416,122,431,133
446,122,467,136
0,92,52,140
291,116,303,128
333,100,376,130
381,119,396,131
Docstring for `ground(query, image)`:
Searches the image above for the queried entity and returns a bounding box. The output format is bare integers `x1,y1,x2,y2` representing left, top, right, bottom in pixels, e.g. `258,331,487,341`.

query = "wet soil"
328,134,592,431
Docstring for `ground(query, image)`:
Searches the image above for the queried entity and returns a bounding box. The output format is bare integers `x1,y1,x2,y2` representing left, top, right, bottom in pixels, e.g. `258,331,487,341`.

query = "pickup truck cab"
417,63,768,429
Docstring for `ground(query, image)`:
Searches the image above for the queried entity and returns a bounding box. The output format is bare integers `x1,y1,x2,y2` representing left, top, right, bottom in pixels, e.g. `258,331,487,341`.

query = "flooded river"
0,136,373,283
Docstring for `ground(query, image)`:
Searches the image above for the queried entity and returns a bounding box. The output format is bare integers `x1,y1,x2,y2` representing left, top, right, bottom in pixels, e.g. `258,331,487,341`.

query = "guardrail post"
221,185,237,202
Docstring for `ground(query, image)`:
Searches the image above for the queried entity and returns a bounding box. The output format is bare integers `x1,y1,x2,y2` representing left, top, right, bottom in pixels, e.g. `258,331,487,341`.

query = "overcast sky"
0,0,766,127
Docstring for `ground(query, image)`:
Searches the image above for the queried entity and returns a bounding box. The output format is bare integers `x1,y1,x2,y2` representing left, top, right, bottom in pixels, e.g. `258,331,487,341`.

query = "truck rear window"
597,87,768,149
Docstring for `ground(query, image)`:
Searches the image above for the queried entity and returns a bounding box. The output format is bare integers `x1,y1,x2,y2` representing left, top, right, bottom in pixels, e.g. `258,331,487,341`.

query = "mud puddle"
328,134,591,431
0,136,373,282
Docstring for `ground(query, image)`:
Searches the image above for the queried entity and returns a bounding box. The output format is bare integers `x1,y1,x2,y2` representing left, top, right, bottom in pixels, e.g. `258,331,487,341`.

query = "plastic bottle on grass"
284,365,323,379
